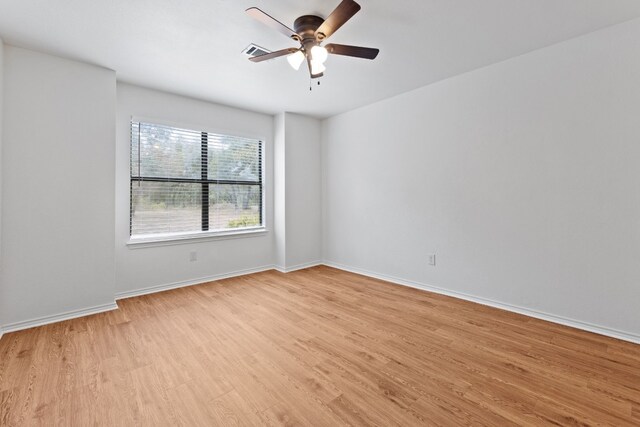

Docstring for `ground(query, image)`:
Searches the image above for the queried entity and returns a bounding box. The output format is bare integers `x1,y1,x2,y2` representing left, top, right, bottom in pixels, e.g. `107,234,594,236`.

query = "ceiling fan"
246,0,379,79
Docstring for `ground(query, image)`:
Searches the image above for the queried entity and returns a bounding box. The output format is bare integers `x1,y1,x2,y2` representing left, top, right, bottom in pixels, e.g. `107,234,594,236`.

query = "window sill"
126,227,268,249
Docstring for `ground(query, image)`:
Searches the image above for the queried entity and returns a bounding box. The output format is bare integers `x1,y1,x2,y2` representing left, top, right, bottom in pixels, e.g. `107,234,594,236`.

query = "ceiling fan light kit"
287,50,306,70
310,60,326,76
310,45,329,64
246,0,379,82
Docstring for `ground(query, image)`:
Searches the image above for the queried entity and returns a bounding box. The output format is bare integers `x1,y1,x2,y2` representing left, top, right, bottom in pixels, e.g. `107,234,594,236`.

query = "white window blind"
130,121,263,239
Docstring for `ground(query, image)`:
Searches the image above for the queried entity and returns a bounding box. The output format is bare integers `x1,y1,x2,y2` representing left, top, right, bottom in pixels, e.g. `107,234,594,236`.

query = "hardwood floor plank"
0,266,638,425
209,388,266,426
327,392,400,427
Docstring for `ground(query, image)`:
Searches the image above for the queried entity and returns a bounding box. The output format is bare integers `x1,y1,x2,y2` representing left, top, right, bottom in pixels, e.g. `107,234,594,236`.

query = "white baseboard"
1,302,119,335
274,261,323,274
0,264,295,336
115,264,276,300
4,261,636,346
323,261,640,345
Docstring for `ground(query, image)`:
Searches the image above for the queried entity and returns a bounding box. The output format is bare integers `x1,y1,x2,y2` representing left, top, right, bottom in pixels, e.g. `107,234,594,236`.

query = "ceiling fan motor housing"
294,15,325,41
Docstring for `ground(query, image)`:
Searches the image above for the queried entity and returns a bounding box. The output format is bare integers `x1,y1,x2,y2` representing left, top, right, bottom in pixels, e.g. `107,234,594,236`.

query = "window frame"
128,119,266,246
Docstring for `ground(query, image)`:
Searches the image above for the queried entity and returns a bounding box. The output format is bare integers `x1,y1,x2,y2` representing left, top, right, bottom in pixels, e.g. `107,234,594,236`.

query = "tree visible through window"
130,121,263,238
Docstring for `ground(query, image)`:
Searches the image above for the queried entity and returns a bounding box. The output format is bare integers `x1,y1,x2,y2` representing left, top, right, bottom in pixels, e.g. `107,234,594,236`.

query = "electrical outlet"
428,254,436,266
189,251,197,262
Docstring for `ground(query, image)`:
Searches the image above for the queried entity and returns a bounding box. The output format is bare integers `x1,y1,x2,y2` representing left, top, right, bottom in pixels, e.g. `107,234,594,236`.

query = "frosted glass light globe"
287,50,305,70
310,60,326,76
310,45,328,63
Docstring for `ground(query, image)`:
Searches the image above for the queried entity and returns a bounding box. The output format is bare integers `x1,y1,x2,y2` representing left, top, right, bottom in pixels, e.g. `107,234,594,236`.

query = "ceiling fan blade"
315,0,361,40
325,43,379,60
249,48,299,63
246,7,299,41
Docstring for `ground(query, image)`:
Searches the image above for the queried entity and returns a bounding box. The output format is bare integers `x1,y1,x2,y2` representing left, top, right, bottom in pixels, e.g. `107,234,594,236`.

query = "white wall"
283,113,322,269
115,83,275,296
0,39,4,334
323,18,640,339
273,113,286,269
1,46,116,329
273,113,322,271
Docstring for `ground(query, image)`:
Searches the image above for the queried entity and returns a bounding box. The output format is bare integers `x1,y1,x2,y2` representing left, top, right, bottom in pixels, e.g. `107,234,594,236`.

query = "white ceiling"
1,0,640,118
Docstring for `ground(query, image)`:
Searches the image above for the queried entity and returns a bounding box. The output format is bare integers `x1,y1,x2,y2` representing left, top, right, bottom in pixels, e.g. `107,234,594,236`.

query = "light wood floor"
1,266,639,426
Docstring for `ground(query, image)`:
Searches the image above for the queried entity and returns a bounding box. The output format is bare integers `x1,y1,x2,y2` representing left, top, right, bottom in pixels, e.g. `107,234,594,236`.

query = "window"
130,120,263,240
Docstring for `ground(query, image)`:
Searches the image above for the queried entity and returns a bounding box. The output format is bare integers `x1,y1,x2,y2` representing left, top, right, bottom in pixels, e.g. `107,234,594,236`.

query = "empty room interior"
1,0,640,425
